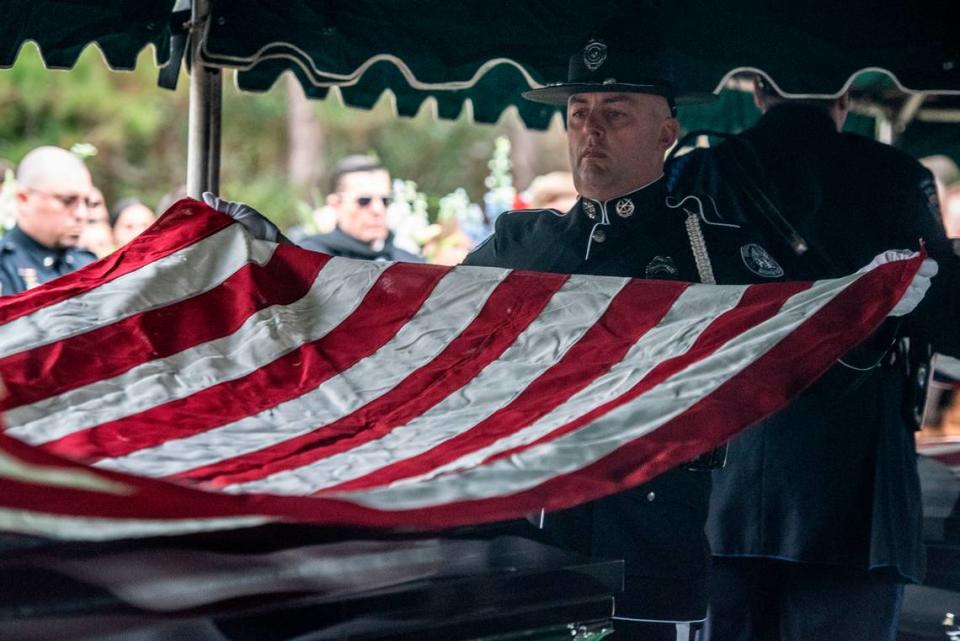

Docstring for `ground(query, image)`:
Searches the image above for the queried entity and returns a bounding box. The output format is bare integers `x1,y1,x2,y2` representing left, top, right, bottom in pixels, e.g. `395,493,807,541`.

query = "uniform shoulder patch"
740,244,784,278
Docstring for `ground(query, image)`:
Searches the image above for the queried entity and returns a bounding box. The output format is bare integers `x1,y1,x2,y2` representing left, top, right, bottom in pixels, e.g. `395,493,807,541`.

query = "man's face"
16,166,94,249
566,92,679,201
329,169,392,245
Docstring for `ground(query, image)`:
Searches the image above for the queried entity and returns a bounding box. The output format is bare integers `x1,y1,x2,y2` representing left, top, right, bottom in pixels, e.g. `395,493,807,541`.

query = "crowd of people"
0,144,579,288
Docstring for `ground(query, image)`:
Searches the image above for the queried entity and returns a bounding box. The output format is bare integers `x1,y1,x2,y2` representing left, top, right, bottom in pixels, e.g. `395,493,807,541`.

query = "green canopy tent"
194,0,960,192
5,0,959,192
0,0,174,70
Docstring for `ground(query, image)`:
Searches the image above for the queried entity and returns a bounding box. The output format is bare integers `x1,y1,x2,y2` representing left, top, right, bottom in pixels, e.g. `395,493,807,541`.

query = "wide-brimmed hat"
522,36,714,112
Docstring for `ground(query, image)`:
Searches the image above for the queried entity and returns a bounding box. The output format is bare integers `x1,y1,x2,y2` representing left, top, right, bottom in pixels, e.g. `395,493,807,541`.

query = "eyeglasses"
348,194,392,208
28,189,99,210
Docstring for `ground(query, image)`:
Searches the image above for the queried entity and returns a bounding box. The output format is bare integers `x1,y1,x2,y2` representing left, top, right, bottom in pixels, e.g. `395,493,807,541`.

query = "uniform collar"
4,225,67,260
325,226,398,259
575,175,666,226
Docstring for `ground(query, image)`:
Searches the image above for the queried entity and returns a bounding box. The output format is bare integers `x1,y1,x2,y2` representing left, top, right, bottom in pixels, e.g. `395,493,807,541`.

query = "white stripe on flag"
0,450,132,494
6,257,387,444
331,273,853,509
96,265,512,477
0,225,273,358
0,508,271,541
226,273,629,495
382,283,749,486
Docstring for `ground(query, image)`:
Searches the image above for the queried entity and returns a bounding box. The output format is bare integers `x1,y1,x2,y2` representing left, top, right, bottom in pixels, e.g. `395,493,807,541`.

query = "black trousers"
703,557,903,641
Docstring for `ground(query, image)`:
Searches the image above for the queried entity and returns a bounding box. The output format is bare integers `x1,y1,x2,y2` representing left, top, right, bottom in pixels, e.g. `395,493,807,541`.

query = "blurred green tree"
0,43,569,231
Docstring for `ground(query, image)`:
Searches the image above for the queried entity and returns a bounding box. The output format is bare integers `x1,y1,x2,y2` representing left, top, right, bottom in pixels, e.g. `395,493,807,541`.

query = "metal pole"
206,67,222,195
186,0,222,198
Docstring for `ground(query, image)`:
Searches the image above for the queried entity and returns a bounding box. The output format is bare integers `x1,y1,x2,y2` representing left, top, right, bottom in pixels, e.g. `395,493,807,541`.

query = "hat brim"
522,82,716,107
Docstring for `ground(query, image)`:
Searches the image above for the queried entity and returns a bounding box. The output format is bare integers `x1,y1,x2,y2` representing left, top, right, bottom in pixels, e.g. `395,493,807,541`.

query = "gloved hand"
202,192,285,244
868,253,938,317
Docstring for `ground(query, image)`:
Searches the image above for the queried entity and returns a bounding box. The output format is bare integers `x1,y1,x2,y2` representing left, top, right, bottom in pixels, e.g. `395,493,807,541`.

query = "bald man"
0,146,98,295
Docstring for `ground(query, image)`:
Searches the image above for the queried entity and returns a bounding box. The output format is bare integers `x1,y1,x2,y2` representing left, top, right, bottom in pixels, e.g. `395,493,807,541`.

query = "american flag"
0,200,924,541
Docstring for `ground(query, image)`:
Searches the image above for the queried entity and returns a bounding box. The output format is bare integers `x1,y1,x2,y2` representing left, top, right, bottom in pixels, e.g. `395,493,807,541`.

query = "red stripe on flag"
0,201,231,325
320,278,689,493
478,279,814,465
350,255,925,529
0,252,923,537
42,262,450,462
171,269,569,487
0,244,329,411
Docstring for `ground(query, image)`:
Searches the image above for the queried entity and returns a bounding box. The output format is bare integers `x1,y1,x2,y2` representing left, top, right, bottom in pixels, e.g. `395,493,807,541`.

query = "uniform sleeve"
0,254,20,297
890,168,960,357
460,214,508,268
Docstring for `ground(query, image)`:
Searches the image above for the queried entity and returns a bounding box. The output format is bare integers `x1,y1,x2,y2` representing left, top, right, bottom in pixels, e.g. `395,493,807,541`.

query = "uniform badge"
583,40,607,71
582,200,597,219
644,255,678,279
740,244,784,278
18,267,39,290
615,198,635,218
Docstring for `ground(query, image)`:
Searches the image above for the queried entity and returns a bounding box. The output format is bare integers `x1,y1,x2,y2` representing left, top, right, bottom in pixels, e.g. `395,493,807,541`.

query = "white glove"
202,192,283,243
888,256,938,317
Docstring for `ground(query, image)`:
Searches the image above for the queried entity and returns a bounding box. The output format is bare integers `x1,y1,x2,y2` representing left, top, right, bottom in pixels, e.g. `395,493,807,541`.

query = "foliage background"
0,44,570,230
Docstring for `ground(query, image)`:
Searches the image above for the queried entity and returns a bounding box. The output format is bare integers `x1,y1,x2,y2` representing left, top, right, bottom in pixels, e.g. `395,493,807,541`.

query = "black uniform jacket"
464,176,785,621
0,226,97,296
299,227,423,262
668,103,960,583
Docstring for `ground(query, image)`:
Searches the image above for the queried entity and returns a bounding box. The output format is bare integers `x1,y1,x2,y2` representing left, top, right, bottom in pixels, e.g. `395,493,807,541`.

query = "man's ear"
326,193,341,208
659,117,680,152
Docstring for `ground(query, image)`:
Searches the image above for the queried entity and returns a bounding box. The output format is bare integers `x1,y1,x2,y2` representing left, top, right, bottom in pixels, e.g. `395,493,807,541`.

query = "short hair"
329,155,386,193
16,146,89,188
110,197,144,227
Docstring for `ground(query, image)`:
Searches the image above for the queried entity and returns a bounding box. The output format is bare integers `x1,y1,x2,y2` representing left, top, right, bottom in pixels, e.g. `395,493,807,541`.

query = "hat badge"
583,40,607,72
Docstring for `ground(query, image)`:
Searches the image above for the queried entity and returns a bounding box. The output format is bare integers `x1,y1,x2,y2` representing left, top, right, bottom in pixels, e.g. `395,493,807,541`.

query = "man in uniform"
202,39,936,641
298,155,421,262
668,76,960,640
0,146,98,295
462,36,802,641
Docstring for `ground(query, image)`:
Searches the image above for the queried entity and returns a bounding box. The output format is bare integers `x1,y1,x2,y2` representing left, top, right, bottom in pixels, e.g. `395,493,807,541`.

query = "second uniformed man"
0,146,98,296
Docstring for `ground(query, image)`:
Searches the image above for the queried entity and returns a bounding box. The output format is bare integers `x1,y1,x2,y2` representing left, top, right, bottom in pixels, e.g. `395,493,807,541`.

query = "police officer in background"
0,146,97,295
668,76,960,640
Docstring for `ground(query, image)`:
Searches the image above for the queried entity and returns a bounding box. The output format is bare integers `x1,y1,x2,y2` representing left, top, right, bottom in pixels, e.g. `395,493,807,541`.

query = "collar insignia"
615,198,635,218
582,199,597,219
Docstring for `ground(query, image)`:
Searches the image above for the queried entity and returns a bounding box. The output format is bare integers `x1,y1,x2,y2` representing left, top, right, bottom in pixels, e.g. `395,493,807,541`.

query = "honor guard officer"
0,146,97,296
668,77,960,640
461,33,796,641
199,34,937,641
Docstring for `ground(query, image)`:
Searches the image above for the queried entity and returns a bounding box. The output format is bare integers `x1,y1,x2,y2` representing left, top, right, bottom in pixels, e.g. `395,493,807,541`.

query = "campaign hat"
522,34,713,112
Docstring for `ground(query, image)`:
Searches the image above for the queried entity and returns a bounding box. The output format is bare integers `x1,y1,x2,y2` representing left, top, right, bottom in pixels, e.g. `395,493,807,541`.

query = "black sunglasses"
353,195,392,207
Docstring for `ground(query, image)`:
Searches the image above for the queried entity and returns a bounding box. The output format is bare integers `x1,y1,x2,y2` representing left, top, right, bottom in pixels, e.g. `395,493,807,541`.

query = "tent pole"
186,0,222,198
